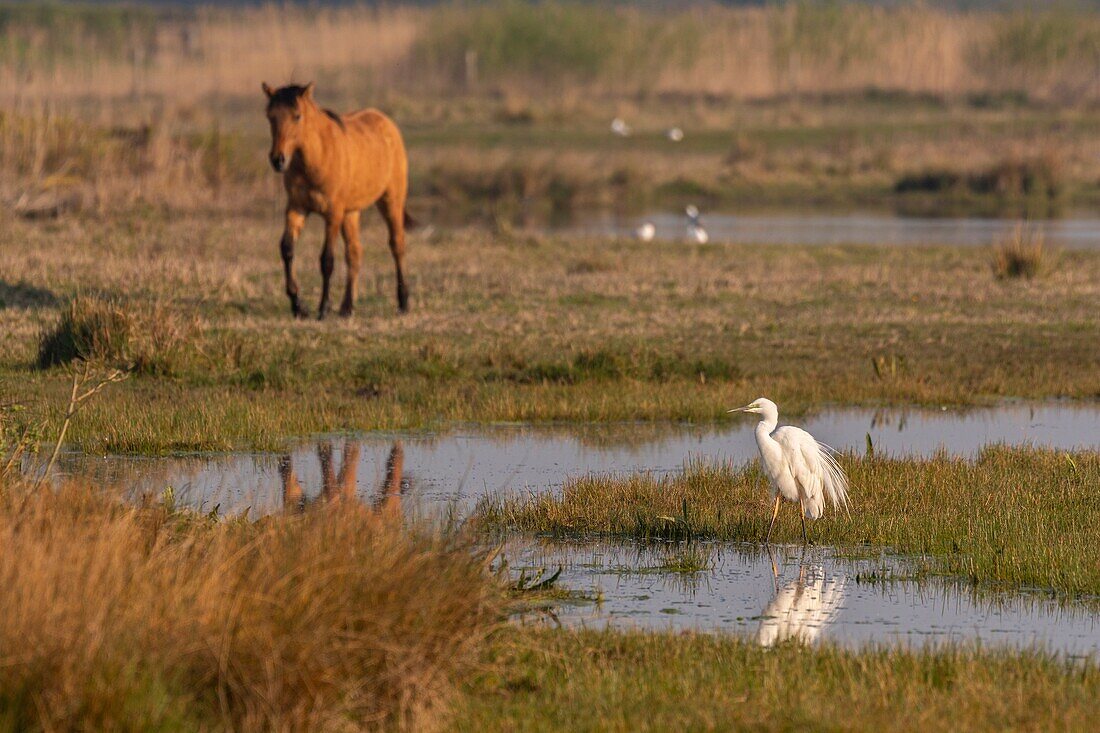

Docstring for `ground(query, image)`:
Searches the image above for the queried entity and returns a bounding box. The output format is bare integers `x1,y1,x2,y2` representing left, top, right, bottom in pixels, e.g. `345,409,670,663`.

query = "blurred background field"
3,0,1100,220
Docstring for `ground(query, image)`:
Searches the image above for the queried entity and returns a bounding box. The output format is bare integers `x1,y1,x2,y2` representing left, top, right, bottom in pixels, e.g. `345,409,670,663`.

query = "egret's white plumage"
666,126,684,142
610,117,631,137
685,205,708,244
636,221,656,242
729,397,850,543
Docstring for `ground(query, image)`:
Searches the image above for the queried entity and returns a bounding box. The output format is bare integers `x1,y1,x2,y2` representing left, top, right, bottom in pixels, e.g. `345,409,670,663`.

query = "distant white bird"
685,205,708,244
756,559,846,647
728,398,850,544
635,221,656,242
666,127,684,142
610,117,632,137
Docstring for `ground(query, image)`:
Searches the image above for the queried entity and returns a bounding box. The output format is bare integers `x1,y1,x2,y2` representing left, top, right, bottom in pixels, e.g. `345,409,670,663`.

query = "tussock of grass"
457,629,1100,732
36,296,190,375
0,481,501,731
992,225,1049,280
477,448,1100,596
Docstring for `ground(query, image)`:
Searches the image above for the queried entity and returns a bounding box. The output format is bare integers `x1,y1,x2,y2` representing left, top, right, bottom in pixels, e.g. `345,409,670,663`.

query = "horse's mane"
267,85,346,130
323,109,346,131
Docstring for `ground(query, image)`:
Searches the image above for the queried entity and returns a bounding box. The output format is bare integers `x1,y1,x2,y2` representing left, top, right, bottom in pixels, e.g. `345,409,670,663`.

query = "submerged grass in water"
477,448,1100,597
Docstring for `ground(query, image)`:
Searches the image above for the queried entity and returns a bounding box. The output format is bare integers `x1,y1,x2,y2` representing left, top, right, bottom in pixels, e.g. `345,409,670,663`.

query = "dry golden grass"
4,3,1097,106
0,478,502,731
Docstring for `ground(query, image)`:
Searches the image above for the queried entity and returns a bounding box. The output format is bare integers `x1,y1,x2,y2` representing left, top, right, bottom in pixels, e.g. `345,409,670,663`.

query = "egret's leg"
763,495,781,545
798,499,809,545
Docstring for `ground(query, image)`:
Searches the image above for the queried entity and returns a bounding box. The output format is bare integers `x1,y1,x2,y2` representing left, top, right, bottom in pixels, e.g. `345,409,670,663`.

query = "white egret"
728,398,850,544
610,117,631,137
685,205,708,244
666,127,684,142
635,221,656,242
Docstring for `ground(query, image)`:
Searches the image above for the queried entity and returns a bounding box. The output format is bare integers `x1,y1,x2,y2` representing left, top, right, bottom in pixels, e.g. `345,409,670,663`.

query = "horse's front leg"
281,208,307,318
339,210,362,317
317,212,342,320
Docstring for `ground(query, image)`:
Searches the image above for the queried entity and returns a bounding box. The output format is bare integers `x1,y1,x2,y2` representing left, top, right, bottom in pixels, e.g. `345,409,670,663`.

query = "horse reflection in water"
279,440,406,519
756,550,846,647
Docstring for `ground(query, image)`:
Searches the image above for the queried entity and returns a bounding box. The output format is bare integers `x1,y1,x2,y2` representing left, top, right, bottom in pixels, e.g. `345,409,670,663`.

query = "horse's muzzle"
270,153,287,173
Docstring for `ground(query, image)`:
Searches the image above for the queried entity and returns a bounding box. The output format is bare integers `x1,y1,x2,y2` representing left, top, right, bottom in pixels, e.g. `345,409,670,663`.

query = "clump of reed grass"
36,296,190,374
0,480,501,731
991,225,1048,280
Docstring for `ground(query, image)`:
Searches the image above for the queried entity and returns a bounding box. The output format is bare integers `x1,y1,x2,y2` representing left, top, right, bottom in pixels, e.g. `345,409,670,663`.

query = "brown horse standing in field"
263,82,411,318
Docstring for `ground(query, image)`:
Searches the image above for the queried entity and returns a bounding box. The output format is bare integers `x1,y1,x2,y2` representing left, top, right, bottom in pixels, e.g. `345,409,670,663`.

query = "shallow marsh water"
52,403,1100,516
42,401,1100,652
510,541,1100,656
559,211,1100,249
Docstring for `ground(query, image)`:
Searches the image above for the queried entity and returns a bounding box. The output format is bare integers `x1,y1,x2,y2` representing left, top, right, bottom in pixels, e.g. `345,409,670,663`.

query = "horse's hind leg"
339,211,362,317
280,208,307,318
376,193,409,313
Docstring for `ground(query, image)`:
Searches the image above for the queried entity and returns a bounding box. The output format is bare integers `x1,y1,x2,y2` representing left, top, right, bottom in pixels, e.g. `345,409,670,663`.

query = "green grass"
477,448,1100,597
1,215,1097,453
457,629,1100,732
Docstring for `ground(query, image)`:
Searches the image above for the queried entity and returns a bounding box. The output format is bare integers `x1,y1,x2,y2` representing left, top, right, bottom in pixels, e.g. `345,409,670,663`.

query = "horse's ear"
303,82,315,100
262,82,275,99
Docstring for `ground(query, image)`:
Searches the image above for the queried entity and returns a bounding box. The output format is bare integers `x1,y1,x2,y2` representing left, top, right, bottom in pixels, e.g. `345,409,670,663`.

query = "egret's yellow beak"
727,404,753,414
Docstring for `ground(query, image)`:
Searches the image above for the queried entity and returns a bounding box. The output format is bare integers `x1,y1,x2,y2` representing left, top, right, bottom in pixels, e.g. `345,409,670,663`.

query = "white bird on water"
728,398,850,544
666,126,684,142
610,117,632,137
685,205,708,244
635,221,656,242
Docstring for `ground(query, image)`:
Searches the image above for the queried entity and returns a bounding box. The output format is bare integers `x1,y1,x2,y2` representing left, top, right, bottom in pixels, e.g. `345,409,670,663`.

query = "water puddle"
509,541,1100,655
559,211,1100,249
50,403,1100,516
39,402,1100,651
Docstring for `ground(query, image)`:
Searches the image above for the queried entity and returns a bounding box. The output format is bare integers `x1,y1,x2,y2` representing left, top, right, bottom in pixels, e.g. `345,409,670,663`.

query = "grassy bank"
0,478,501,731
2,217,1097,452
478,448,1100,597
458,629,1100,732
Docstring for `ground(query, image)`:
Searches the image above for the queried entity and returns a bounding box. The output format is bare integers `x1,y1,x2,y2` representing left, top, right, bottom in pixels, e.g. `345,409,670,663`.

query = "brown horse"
263,82,411,319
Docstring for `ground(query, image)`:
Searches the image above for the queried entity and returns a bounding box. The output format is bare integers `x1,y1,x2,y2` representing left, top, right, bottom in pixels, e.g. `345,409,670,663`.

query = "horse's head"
262,82,316,173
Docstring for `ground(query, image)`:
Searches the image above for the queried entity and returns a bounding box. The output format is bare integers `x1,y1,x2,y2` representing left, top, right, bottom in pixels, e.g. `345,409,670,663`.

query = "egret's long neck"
755,407,778,442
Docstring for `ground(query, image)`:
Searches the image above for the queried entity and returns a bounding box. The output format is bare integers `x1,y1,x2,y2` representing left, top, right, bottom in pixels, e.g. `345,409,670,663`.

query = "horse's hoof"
338,307,354,318
292,308,308,320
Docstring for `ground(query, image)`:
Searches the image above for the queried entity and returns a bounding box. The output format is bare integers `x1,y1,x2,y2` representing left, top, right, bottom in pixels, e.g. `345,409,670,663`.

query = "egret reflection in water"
279,440,406,520
756,550,847,647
